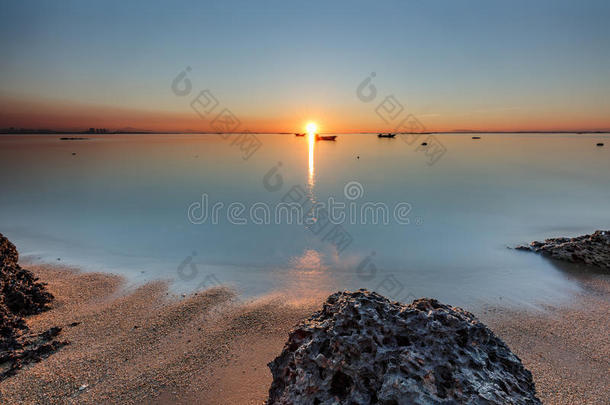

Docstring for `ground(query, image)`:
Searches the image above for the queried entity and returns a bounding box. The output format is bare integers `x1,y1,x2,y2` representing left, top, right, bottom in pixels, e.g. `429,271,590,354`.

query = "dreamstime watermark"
187,181,415,226
178,164,423,303
257,162,420,299
171,66,262,160
356,72,447,165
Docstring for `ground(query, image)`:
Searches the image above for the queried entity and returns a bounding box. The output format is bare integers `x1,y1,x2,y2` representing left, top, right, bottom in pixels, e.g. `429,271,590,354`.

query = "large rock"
517,230,610,270
1,234,54,315
0,233,66,380
268,290,540,405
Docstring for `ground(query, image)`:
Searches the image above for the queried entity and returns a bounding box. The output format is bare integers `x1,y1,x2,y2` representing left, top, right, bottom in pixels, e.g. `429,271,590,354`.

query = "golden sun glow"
306,123,316,189
308,129,315,186
306,122,317,134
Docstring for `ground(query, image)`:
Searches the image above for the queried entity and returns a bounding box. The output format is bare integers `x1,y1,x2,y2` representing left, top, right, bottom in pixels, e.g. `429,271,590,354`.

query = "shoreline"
481,275,610,404
0,263,608,404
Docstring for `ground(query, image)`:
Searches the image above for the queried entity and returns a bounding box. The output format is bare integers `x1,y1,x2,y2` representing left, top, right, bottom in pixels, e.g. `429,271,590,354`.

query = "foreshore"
0,262,608,404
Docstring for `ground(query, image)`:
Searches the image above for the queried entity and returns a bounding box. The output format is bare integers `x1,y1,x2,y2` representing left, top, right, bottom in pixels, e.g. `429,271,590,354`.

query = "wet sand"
481,275,610,405
0,263,608,404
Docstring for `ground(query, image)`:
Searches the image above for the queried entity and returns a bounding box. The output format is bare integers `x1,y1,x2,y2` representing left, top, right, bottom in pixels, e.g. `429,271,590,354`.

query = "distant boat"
295,133,305,137
316,134,337,141
378,133,396,138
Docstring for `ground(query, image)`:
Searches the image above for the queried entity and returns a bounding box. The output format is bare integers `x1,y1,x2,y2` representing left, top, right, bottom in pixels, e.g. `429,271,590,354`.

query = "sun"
306,122,317,134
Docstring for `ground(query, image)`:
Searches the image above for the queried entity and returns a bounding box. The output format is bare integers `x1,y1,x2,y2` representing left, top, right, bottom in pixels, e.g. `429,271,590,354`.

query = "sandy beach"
481,274,610,404
0,262,608,405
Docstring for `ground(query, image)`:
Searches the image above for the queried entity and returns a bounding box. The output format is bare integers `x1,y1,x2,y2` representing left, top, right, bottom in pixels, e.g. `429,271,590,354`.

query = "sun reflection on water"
279,249,331,305
307,131,315,189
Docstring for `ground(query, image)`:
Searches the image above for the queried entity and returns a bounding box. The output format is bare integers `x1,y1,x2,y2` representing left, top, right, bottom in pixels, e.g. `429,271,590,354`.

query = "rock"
0,233,68,381
1,234,53,316
421,142,428,146
597,143,604,147
516,230,610,270
267,290,541,405
472,136,481,139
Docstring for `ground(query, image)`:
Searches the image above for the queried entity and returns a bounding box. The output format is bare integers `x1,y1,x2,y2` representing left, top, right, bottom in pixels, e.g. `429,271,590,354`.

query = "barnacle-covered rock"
1,233,67,380
517,230,609,271
1,234,54,316
268,289,540,405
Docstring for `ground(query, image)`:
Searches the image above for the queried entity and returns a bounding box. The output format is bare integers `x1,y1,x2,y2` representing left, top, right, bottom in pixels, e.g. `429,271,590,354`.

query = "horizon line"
1,129,610,135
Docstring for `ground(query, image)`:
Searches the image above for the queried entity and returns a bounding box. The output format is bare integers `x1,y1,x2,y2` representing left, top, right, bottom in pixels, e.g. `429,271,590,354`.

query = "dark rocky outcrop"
517,230,610,271
0,233,68,380
268,290,540,405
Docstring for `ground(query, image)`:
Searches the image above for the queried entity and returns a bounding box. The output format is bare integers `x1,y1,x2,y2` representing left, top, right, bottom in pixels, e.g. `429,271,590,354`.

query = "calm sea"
1,133,608,308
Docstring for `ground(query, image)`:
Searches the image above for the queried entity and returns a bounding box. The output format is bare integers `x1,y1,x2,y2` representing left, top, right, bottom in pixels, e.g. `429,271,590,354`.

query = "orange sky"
2,95,609,133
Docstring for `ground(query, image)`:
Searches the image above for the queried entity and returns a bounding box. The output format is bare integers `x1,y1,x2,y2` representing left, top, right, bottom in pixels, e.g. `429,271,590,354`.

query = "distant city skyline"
1,0,609,133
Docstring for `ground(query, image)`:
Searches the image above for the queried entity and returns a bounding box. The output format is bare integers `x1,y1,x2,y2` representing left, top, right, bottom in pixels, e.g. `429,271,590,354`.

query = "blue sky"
1,0,609,131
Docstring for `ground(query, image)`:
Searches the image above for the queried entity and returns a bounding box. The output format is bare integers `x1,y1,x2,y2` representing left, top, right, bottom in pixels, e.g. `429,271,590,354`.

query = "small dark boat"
316,134,337,141
295,133,305,137
378,133,396,138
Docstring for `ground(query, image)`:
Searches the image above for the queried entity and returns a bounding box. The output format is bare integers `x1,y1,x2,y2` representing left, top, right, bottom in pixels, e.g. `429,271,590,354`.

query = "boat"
315,134,337,141
378,133,396,138
295,133,305,137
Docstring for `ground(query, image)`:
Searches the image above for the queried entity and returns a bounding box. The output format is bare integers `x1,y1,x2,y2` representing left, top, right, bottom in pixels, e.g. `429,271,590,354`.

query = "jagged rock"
268,290,540,405
0,233,67,380
517,230,610,271
1,234,53,316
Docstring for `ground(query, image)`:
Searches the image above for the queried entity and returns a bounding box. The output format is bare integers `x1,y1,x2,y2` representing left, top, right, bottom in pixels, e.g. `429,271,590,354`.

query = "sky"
1,0,609,133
